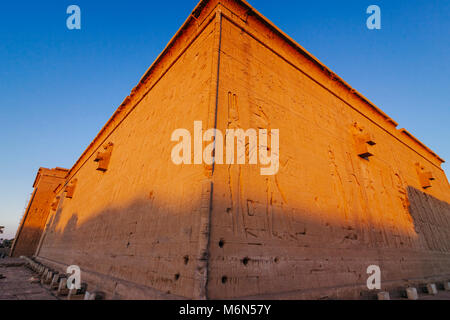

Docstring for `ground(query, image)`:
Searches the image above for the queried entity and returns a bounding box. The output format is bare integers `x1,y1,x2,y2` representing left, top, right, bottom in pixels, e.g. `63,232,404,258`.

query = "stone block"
406,287,418,300
84,291,105,300
444,282,450,291
57,278,69,296
377,291,390,300
68,282,88,300
427,283,438,295
50,274,63,290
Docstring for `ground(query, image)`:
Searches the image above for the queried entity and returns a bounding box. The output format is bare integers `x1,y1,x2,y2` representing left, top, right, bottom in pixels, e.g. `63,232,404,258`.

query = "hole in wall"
221,276,228,284
219,239,225,248
242,257,249,266
183,255,189,265
174,273,180,281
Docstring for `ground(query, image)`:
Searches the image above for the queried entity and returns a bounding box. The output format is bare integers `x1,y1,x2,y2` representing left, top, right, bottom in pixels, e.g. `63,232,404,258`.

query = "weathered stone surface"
427,283,438,295
406,287,419,300
0,258,56,300
444,282,450,291
57,278,69,297
12,0,450,299
10,167,68,257
377,292,390,300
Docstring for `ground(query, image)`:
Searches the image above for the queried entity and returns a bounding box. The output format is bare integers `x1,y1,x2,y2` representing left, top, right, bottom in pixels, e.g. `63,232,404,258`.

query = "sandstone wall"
30,0,450,299
11,168,67,257
35,11,220,299
206,3,450,299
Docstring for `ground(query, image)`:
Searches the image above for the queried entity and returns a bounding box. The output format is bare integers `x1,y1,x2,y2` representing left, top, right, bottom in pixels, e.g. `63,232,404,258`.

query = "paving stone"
0,258,57,300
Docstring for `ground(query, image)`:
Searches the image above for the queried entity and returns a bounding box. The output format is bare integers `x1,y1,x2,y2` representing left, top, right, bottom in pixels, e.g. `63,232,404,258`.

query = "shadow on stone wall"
10,225,43,257
37,195,200,298
407,186,450,253
34,185,450,299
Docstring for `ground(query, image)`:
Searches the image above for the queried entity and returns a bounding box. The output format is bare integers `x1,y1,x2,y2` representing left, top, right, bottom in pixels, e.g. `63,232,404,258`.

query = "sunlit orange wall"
207,3,450,299
36,12,219,299
11,168,67,257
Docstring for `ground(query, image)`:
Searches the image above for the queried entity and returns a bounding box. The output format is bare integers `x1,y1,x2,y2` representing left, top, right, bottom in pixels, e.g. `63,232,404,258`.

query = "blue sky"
0,0,449,239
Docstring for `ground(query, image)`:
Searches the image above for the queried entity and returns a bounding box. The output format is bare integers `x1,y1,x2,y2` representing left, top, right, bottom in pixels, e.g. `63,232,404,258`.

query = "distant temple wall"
11,168,68,257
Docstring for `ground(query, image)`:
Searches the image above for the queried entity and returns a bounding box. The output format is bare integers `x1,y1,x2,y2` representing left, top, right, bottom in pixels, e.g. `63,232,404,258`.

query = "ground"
0,258,56,300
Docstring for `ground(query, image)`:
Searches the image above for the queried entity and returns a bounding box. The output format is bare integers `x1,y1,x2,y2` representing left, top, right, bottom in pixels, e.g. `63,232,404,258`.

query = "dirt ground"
0,258,56,300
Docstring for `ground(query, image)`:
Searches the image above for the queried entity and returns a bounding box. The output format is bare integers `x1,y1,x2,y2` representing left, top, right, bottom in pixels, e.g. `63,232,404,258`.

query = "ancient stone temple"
12,0,450,299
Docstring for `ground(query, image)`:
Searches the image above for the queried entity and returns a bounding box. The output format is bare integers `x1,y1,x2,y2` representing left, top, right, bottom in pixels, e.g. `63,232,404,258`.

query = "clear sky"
0,0,449,239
